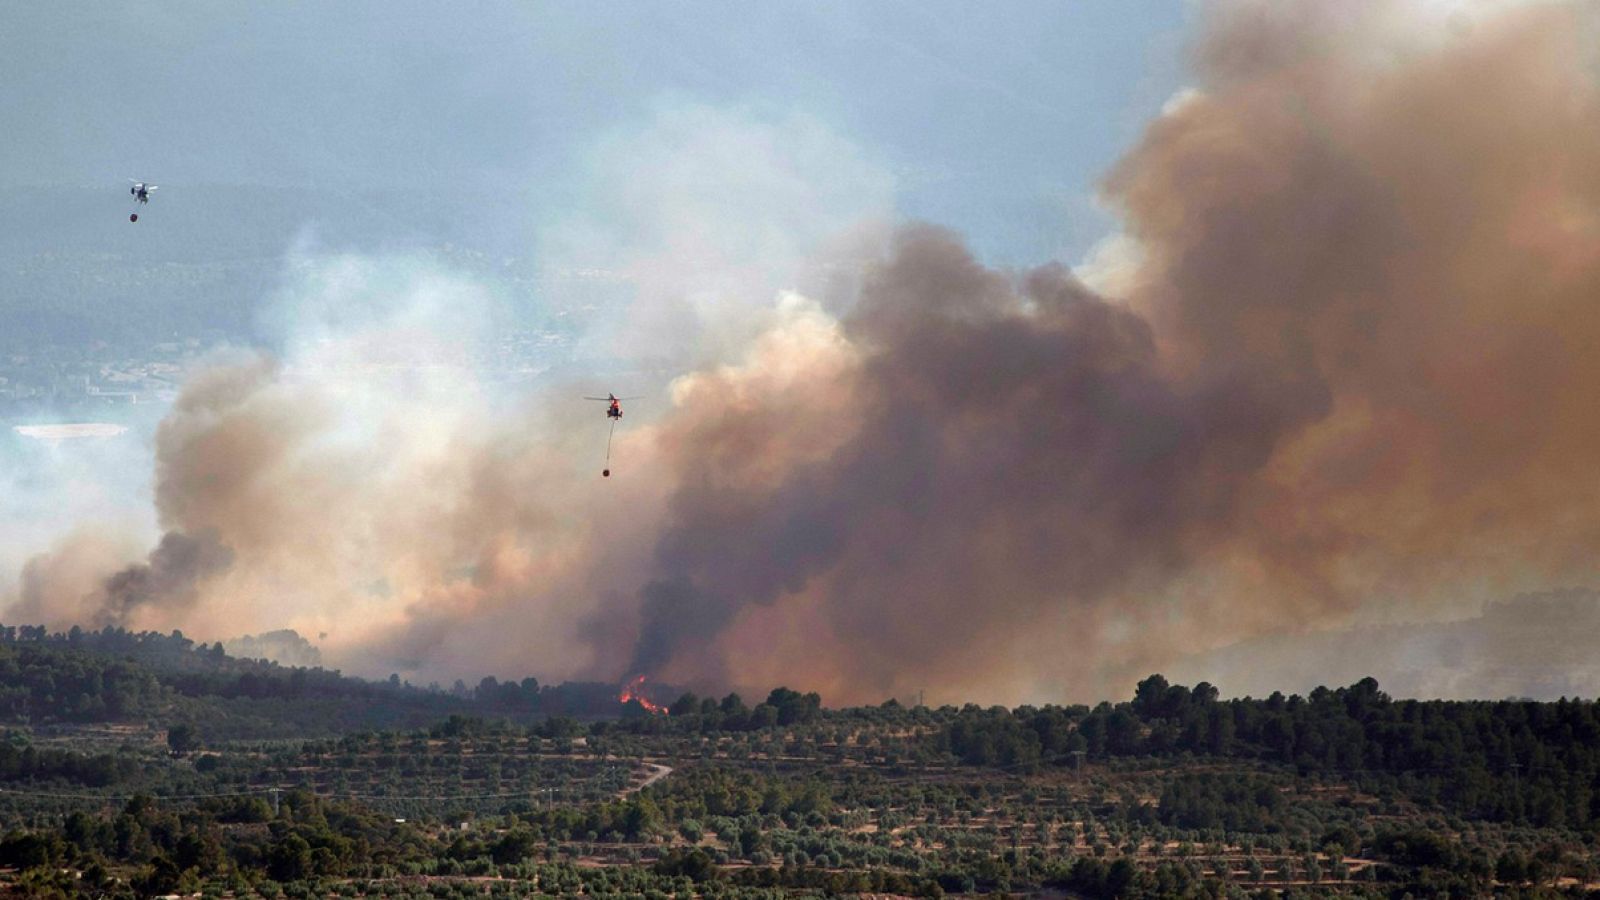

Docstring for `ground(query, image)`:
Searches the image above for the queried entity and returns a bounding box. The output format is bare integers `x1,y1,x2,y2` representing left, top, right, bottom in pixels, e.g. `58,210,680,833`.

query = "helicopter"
128,181,157,222
584,393,640,476
584,393,637,420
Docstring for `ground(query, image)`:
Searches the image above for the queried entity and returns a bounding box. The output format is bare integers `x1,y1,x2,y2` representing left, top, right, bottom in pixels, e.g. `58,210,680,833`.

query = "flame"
618,674,667,715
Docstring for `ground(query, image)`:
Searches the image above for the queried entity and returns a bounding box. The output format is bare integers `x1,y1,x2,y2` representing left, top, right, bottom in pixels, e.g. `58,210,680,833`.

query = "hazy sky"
1,1,1189,265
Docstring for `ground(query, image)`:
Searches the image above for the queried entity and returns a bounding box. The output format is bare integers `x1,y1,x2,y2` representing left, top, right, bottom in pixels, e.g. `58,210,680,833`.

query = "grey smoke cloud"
96,530,234,628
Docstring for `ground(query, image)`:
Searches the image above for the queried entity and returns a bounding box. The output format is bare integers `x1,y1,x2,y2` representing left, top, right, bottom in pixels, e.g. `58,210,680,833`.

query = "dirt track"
620,761,672,797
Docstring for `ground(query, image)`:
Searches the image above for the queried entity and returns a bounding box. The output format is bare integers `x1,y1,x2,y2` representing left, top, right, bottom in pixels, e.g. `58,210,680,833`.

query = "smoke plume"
96,530,233,628
618,0,1600,701
9,0,1600,703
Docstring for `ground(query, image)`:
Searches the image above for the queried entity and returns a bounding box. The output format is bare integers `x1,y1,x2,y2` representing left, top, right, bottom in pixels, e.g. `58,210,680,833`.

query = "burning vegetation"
618,675,667,715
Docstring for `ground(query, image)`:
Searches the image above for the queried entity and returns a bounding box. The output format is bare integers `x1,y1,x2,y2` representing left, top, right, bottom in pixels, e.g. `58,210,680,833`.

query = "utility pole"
1071,750,1087,779
269,787,281,817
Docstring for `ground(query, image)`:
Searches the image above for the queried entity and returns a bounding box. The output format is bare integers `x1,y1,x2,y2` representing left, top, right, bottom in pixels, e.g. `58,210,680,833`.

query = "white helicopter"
128,180,158,222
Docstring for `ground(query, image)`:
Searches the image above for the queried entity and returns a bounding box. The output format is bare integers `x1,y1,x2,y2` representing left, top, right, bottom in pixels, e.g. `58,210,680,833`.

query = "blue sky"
1,1,1191,267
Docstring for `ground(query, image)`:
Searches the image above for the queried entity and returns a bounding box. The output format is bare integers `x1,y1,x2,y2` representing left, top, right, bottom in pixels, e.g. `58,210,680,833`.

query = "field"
0,632,1596,897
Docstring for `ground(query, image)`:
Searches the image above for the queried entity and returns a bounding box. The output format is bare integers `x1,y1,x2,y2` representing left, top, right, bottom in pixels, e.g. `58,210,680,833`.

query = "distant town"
0,337,201,412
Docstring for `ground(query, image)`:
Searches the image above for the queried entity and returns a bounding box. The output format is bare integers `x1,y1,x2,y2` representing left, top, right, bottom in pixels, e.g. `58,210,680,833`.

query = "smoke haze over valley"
4,0,1600,706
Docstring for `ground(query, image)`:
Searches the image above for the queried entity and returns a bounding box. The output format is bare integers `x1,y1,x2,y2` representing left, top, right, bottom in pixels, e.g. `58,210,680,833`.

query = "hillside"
0,637,1593,897
0,625,655,743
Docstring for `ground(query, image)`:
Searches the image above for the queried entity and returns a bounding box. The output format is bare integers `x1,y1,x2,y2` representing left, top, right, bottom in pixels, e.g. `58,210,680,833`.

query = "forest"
0,627,1594,897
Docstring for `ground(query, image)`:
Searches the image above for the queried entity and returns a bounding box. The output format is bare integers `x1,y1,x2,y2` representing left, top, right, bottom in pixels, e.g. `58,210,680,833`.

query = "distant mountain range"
1173,589,1600,700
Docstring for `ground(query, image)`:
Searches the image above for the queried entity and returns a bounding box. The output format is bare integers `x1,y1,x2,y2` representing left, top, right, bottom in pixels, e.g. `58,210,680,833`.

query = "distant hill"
0,623,652,740
1171,589,1600,700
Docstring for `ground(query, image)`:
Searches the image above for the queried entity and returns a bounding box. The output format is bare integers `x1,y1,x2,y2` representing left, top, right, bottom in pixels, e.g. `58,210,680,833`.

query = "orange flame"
619,675,667,715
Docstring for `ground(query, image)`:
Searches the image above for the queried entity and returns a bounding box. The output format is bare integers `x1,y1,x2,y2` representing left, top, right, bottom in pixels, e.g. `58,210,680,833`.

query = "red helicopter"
584,393,635,419
584,393,639,477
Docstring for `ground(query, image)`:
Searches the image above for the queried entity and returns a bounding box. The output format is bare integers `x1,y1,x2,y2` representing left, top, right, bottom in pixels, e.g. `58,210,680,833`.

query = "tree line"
938,674,1600,828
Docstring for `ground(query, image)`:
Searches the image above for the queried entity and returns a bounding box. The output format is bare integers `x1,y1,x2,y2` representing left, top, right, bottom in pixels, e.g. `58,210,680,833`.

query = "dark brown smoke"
618,0,1600,702
625,227,1325,699
96,530,234,628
